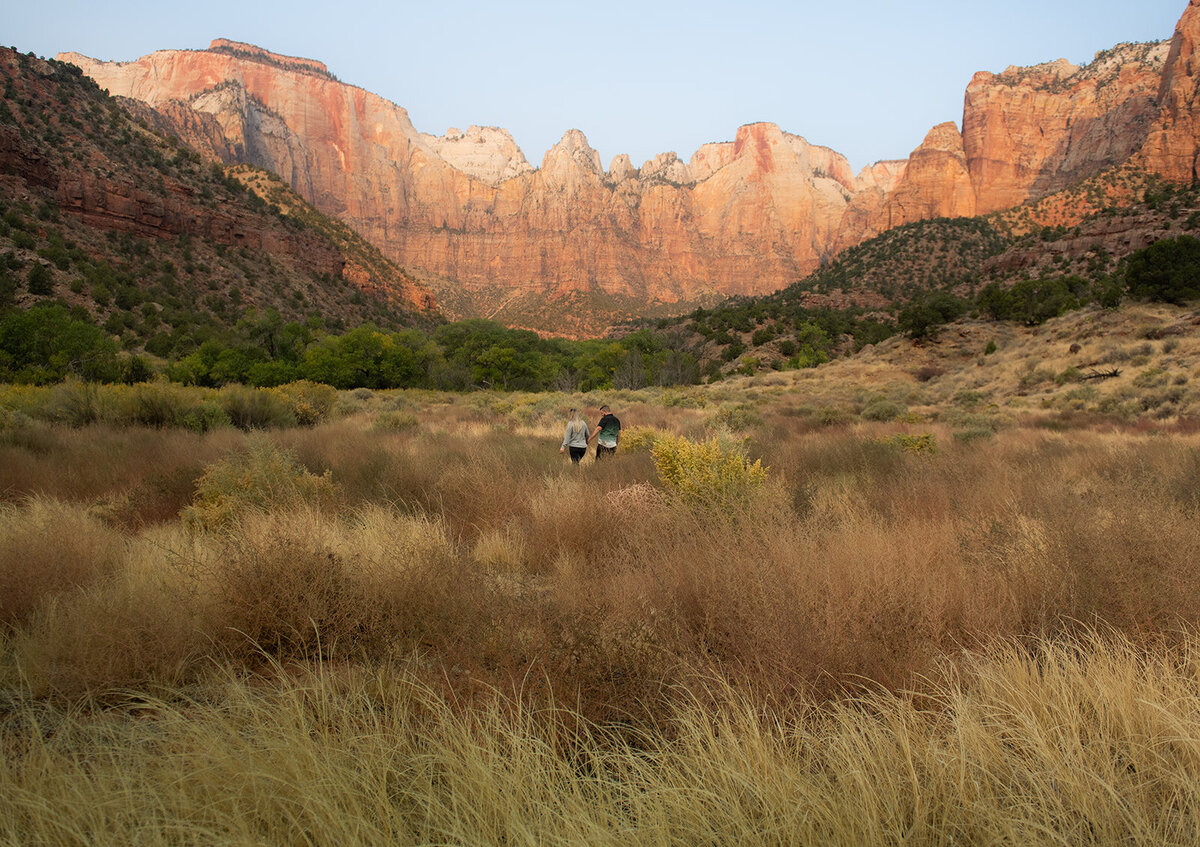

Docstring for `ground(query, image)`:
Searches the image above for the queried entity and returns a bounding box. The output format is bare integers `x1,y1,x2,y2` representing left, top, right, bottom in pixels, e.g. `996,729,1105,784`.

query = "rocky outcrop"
55,6,1197,318
118,97,237,163
418,125,533,185
888,123,977,223
1141,0,1200,182
962,42,1168,214
830,160,906,253
0,124,55,188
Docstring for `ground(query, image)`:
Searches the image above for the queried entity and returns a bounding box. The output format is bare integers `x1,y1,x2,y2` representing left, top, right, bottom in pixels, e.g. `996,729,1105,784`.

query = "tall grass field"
3,369,1200,844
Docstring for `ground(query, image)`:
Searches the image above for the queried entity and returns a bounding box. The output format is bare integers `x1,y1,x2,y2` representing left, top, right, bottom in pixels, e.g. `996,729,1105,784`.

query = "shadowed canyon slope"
58,2,1200,327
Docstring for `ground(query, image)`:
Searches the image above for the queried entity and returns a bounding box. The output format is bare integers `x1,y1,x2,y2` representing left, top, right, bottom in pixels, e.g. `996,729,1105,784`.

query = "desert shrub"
861,398,906,422
372,410,418,433
0,405,34,435
1018,366,1056,391
471,526,528,573
11,545,202,695
1055,366,1082,385
616,425,665,453
1099,345,1133,364
218,384,296,430
179,400,232,433
651,433,767,511
271,380,338,427
710,403,761,432
205,507,469,661
0,497,125,628
812,406,852,427
205,515,374,658
1095,395,1140,418
182,439,336,530
660,389,708,409
121,382,188,428
41,379,108,426
874,432,937,454
1133,367,1169,389
112,382,230,431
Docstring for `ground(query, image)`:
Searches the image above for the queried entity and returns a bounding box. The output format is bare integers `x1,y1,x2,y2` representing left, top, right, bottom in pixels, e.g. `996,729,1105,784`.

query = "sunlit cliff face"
59,12,1188,312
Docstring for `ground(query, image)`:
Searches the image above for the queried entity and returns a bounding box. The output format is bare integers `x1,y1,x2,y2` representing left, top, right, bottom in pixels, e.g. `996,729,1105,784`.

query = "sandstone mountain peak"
997,58,1079,82
53,1,1200,334
687,142,737,183
640,151,691,185
854,160,907,192
920,122,966,152
607,153,636,182
418,125,533,185
1140,0,1200,182
207,39,330,75
542,129,602,174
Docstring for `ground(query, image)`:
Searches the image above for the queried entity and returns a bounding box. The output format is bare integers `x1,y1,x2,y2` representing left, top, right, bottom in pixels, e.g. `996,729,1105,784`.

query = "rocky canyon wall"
57,4,1198,313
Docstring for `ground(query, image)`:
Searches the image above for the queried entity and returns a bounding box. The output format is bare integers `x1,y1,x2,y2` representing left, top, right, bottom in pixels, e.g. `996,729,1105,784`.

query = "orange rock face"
1140,0,1200,182
56,8,1196,314
887,123,977,224
963,44,1168,214
59,43,860,302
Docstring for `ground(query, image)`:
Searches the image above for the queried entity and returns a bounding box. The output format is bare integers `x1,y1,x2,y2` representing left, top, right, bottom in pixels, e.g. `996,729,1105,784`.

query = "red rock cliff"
56,9,1194,313
963,44,1168,214
59,42,859,303
1141,0,1200,182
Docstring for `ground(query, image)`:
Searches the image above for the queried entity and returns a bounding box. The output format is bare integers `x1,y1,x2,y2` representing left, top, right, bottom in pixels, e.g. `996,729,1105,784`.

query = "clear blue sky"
3,0,1188,173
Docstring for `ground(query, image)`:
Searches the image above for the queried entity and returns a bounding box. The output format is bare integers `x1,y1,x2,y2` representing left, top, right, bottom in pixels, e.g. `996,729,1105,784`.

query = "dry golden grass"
4,632,1200,845
0,496,126,628
5,397,1200,706
5,319,1200,840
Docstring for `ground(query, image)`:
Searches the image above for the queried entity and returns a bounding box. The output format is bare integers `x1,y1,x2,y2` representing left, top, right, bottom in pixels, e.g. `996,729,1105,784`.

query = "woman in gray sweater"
559,408,590,464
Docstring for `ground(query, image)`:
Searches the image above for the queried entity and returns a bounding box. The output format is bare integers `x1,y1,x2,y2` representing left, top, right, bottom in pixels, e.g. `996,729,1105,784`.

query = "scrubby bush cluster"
181,439,335,530
0,379,338,431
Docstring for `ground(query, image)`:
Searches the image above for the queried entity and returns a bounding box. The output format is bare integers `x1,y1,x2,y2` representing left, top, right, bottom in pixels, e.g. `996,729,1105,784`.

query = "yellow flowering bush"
182,438,336,530
650,433,768,510
271,380,338,427
873,432,938,454
617,425,667,453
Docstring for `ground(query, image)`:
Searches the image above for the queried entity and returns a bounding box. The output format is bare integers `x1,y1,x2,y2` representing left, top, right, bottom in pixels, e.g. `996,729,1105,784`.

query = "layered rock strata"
57,7,1192,311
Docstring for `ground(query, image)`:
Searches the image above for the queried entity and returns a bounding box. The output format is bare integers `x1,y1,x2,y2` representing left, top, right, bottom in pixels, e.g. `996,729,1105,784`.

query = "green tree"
898,292,966,339
0,304,120,383
26,263,53,296
1124,235,1200,304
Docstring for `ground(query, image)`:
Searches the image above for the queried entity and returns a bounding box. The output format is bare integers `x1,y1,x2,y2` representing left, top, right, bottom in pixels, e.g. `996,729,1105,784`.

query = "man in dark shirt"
589,404,621,460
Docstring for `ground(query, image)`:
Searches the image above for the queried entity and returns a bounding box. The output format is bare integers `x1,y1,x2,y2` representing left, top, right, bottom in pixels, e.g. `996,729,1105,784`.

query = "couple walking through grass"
559,404,621,463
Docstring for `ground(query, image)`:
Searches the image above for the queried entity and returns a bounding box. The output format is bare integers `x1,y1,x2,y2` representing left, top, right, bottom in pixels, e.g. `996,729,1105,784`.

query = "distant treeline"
0,306,701,391
2,235,1196,391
